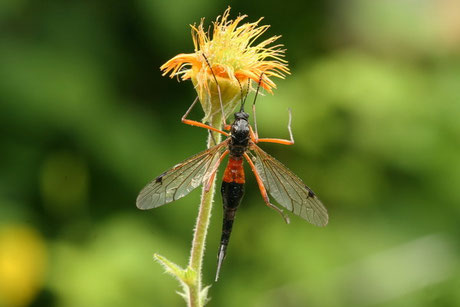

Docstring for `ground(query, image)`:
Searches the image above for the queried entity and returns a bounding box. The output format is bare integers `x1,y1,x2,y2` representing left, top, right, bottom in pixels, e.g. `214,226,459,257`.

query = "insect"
137,56,328,281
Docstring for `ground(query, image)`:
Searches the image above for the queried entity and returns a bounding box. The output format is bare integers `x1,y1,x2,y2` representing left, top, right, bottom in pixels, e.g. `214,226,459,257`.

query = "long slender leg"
181,96,229,136
204,150,229,192
244,153,290,224
182,95,199,121
251,108,294,145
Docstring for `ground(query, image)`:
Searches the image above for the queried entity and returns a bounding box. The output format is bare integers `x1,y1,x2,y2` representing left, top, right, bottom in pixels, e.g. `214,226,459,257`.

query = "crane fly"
137,55,328,281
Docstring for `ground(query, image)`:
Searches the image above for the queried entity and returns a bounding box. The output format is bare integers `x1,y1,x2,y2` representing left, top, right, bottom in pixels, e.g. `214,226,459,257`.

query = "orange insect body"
222,158,245,184
137,67,328,282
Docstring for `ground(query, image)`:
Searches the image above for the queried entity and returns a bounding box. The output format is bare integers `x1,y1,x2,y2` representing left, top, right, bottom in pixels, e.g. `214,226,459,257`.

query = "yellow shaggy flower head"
160,7,290,122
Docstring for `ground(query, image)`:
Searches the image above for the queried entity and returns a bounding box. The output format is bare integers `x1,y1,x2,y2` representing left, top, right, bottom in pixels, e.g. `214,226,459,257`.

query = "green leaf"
153,253,187,284
200,284,212,306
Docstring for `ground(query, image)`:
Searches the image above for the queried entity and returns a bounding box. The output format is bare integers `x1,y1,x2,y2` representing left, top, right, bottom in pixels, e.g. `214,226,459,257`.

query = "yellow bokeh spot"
0,225,47,307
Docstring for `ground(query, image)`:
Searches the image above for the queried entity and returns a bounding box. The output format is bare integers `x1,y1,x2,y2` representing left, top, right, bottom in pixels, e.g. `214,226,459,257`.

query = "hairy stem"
187,114,222,307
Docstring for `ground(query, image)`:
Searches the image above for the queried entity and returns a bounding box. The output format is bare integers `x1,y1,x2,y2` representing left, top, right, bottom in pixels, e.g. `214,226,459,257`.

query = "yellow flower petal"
160,7,290,122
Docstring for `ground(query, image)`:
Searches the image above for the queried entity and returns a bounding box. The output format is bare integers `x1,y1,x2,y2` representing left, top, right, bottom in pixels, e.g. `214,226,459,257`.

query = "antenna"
241,78,251,112
236,78,251,112
202,53,226,124
251,73,264,138
236,78,244,111
252,73,264,107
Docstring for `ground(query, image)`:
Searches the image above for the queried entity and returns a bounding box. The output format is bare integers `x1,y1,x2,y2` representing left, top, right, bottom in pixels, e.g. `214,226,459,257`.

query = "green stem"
187,114,222,307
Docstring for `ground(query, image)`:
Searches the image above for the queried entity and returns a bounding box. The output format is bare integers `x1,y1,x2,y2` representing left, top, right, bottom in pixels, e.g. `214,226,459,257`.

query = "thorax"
228,113,250,158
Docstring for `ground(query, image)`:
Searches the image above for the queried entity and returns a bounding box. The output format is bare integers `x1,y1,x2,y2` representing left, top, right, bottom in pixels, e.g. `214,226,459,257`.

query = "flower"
160,7,290,123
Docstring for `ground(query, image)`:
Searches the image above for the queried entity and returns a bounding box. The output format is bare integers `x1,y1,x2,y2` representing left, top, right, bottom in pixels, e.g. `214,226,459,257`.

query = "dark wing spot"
307,189,315,198
155,172,167,184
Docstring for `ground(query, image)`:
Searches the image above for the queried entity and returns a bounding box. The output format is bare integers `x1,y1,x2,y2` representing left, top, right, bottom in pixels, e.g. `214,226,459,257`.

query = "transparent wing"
137,140,228,210
251,145,328,226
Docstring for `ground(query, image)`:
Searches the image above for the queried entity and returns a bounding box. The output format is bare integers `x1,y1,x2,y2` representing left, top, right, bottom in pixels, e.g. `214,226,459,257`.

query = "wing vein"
136,140,228,209
251,145,328,226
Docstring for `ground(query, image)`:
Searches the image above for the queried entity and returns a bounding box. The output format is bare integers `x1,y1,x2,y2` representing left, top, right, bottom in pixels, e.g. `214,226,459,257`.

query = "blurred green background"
1,0,460,306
